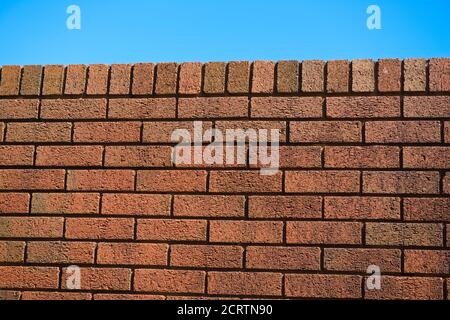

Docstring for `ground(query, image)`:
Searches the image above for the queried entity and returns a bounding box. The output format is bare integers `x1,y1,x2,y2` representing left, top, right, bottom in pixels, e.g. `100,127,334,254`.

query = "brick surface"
364,171,440,194
135,269,205,294
365,121,441,143
31,193,100,215
325,196,400,220
0,217,63,238
352,59,375,92
287,221,362,245
65,65,86,95
277,60,299,93
404,250,449,274
227,61,250,93
27,241,95,264
179,62,202,94
286,171,360,193
252,61,275,93
101,194,170,216
36,146,103,167
109,98,176,119
208,272,282,297
109,64,131,94
179,97,248,118
302,60,324,92
326,60,349,93
0,169,65,190
137,219,207,241
20,65,42,96
73,122,141,143
155,63,178,95
325,146,400,168
404,198,450,222
365,223,443,246
97,243,168,266
174,195,245,218
378,59,401,92
0,99,39,119
132,63,154,95
327,96,400,118
403,147,450,169
249,196,322,219
87,64,109,95
171,245,243,269
143,121,212,143
42,65,64,95
61,267,131,291
0,146,34,166
209,170,282,193
41,98,107,119
0,193,30,213
429,58,450,92
251,97,322,118
65,218,134,240
0,241,25,263
290,121,362,143
104,146,172,167
0,267,59,289
66,170,135,191
137,170,207,192
404,58,426,91
404,96,450,118
203,62,226,94
22,292,92,300
0,66,21,95
6,122,72,142
209,221,283,244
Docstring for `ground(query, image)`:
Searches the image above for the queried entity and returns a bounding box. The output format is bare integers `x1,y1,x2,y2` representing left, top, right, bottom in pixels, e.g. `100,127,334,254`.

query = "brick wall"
0,58,449,300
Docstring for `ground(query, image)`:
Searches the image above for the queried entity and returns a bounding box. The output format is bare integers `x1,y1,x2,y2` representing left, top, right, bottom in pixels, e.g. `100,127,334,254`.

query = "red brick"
137,219,206,241
104,146,172,167
286,171,360,193
174,195,244,218
155,63,178,95
404,58,426,91
290,121,361,143
41,98,106,119
209,171,282,193
0,267,59,289
378,59,401,92
137,170,207,192
0,241,25,263
326,60,349,93
143,121,212,143
20,65,42,95
404,96,450,117
352,59,375,92
135,269,205,294
251,97,322,118
178,97,248,118
403,147,450,169
363,172,440,194
246,246,320,271
6,122,72,142
325,196,400,220
325,146,400,168
0,291,21,300
65,65,86,95
109,64,131,94
132,63,154,95
227,61,250,93
86,64,109,95
286,274,362,299
109,98,176,119
0,169,65,190
22,292,92,300
249,196,322,219
94,294,164,300
429,58,450,92
287,221,362,245
67,170,135,191
276,146,322,168
101,194,170,216
73,121,141,143
210,272,283,297
27,241,95,264
179,62,202,95
446,122,450,143
0,99,38,119
36,146,103,167
404,198,450,222
61,267,131,291
65,218,134,240
366,223,443,246
0,217,63,238
42,65,64,95
404,250,449,274
31,193,100,214
0,146,34,166
215,120,286,142
203,62,226,94
277,60,299,93
0,66,21,95
0,122,3,141
171,245,243,268
324,248,402,272
327,96,400,118
252,61,275,93
365,276,443,300
302,60,324,92
365,121,441,143
97,243,168,266
0,193,30,213
209,220,283,244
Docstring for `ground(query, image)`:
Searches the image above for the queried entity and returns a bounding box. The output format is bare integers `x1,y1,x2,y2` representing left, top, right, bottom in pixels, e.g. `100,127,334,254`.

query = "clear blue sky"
0,0,449,65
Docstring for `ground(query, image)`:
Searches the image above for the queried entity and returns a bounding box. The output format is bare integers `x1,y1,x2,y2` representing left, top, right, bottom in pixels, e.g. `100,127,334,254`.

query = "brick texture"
0,59,448,300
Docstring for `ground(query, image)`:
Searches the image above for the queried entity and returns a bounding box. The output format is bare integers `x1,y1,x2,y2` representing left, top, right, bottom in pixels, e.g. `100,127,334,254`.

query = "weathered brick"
171,245,243,268
22,292,92,300
209,221,283,244
252,61,275,93
61,267,131,291
42,65,64,95
363,172,440,194
0,291,21,300
31,193,100,214
209,171,282,193
215,120,286,142
203,62,226,94
290,121,361,143
404,96,450,118
137,219,206,241
0,66,21,95
174,195,244,218
0,146,34,166
135,269,205,294
249,196,322,219
326,60,349,93
0,241,25,263
137,170,207,192
67,170,135,191
27,241,95,264
73,121,141,143
178,97,248,118
101,194,170,216
6,122,72,142
352,59,374,92
287,221,362,245
325,146,400,168
178,62,202,95
0,267,59,289
143,121,212,143
302,60,324,92
246,246,320,271
251,97,322,118
97,243,168,266
105,146,172,167
403,147,450,169
20,65,42,95
208,272,282,296
286,274,362,299
0,217,63,238
404,58,426,91
446,122,450,143
325,196,400,220
132,63,154,95
0,193,30,213
227,61,250,93
0,169,65,190
36,146,103,167
86,64,109,95
365,121,441,143
94,294,164,300
404,198,450,222
65,65,86,95
109,64,131,94
109,98,176,119
366,223,443,246
155,63,178,95
65,218,134,240
276,146,322,168
327,96,400,118
324,248,402,272
286,171,359,193
41,98,106,119
378,59,401,92
277,60,299,93
429,58,450,92
0,99,39,119
404,250,449,274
